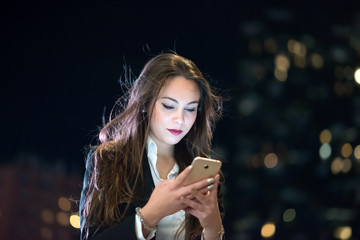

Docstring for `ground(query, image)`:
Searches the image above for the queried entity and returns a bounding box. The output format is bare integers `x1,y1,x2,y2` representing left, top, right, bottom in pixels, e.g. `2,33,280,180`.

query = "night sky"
1,1,239,169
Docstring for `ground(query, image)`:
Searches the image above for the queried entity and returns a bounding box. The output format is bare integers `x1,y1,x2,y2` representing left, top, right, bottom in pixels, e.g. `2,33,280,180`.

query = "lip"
167,129,183,136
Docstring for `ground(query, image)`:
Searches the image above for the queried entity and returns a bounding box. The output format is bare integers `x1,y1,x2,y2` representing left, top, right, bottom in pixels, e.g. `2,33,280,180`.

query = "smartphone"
182,157,222,186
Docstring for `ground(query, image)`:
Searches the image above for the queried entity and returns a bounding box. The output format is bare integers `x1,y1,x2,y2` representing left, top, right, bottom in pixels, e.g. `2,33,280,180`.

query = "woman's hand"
140,166,215,230
180,174,223,239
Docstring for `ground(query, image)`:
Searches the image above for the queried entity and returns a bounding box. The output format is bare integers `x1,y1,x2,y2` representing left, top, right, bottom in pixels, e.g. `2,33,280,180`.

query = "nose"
172,109,184,125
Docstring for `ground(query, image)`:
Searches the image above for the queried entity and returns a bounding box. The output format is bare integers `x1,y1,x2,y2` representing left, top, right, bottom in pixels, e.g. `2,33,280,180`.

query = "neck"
155,142,174,158
155,143,176,179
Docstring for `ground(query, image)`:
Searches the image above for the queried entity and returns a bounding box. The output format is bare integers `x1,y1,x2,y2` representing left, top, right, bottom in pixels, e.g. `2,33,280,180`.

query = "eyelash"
161,104,196,112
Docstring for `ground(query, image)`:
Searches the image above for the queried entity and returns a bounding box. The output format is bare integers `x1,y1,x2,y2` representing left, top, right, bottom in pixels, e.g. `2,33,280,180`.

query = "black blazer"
80,150,224,240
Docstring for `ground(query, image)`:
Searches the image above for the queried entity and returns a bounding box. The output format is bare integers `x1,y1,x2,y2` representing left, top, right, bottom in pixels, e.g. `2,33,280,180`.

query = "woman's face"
149,76,200,150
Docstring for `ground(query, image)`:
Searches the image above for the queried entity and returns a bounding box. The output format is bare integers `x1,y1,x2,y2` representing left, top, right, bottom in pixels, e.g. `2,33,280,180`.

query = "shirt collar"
146,136,179,180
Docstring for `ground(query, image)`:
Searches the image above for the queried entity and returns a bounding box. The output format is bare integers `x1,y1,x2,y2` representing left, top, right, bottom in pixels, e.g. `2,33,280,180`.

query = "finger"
183,176,215,195
208,174,220,198
180,195,202,210
191,188,206,202
175,165,192,184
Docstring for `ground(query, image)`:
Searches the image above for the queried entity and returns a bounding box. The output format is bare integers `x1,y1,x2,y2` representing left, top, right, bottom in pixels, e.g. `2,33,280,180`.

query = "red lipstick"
167,129,183,136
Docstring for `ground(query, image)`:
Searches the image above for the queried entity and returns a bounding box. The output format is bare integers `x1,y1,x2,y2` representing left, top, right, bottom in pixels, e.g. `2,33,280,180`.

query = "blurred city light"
58,197,71,212
319,143,332,160
341,143,353,158
334,226,352,240
261,222,276,238
354,145,360,159
320,129,332,144
330,157,352,174
275,54,290,71
70,213,81,229
264,153,278,168
354,68,360,85
56,211,70,226
274,68,288,82
283,208,296,222
310,53,324,69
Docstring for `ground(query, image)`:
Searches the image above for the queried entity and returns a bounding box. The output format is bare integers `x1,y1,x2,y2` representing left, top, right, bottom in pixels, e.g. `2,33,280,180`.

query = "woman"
80,53,225,240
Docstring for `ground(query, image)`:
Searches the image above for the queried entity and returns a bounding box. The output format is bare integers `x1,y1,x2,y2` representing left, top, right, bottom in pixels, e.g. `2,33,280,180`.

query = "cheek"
187,113,198,127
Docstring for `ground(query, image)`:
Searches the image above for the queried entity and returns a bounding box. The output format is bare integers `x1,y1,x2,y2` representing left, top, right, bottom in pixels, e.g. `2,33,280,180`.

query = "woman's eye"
162,103,174,110
186,108,196,112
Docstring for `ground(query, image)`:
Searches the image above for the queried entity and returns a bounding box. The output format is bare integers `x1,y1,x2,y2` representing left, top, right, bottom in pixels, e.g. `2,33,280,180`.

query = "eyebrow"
160,97,199,105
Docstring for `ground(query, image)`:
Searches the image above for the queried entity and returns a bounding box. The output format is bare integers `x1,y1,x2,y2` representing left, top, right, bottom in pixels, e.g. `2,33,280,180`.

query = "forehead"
158,76,200,100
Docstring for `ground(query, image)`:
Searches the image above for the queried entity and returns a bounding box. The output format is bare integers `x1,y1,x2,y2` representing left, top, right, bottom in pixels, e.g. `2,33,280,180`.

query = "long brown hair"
81,53,222,239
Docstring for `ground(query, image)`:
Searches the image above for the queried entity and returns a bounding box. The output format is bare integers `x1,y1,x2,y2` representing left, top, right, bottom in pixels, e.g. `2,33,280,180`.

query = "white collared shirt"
135,136,185,240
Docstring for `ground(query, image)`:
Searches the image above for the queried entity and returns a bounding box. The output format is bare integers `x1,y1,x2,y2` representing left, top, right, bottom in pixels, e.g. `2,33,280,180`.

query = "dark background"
1,1,360,239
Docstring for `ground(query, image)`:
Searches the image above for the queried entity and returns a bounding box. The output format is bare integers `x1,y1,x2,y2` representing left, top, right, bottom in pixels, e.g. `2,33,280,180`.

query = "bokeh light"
264,153,278,168
310,53,324,69
334,226,352,240
341,158,352,173
341,143,353,158
274,68,288,82
354,145,360,159
58,197,71,211
320,129,332,144
354,68,360,85
330,157,352,174
56,211,70,226
319,143,332,160
283,208,296,222
275,54,290,71
261,222,276,238
70,213,81,229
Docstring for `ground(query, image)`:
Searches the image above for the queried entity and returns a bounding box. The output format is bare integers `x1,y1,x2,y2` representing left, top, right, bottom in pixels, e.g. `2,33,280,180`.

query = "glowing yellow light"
331,157,343,175
261,222,276,238
41,209,55,224
334,226,352,240
320,129,332,144
274,68,288,82
275,54,290,71
287,39,296,53
311,53,324,69
58,197,71,212
354,68,360,85
288,41,307,56
283,208,296,222
341,143,353,158
354,145,360,159
264,153,278,168
70,213,81,229
56,212,70,226
319,143,332,160
342,158,352,173
40,227,53,239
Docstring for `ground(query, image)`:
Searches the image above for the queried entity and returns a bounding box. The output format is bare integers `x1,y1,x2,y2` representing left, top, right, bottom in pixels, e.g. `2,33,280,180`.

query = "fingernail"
180,196,185,201
207,184,214,190
207,178,214,183
188,165,192,170
191,188,196,194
